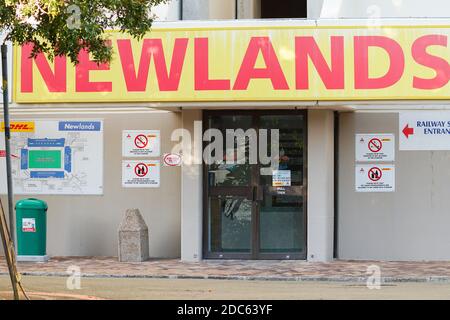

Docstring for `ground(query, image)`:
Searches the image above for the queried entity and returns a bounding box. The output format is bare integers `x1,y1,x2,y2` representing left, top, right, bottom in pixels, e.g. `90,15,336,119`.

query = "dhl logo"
0,121,35,132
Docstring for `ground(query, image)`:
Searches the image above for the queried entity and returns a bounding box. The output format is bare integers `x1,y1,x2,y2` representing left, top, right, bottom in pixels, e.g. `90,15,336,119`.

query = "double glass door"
204,111,307,260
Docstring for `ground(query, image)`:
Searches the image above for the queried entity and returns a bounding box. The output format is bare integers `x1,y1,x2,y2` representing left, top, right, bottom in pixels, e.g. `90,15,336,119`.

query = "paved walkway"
2,257,450,282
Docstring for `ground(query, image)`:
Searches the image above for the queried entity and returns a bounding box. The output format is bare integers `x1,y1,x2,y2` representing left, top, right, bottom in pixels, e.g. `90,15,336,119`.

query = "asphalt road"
1,276,450,300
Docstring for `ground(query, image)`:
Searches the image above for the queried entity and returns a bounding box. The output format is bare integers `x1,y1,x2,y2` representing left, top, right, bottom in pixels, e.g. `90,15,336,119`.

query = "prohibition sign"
135,163,148,177
134,134,148,149
368,138,382,153
163,153,181,166
368,167,382,182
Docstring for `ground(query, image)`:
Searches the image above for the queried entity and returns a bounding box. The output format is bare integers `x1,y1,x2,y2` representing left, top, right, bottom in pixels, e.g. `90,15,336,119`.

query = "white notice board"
355,134,395,162
355,164,395,192
0,119,103,195
122,160,160,188
122,130,160,157
400,111,450,150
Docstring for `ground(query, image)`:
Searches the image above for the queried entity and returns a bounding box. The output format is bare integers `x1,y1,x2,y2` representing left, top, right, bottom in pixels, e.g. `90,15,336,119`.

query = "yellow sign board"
1,121,35,132
14,25,450,103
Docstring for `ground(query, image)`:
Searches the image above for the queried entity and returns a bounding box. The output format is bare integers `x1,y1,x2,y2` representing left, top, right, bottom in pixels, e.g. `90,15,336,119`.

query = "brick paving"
2,257,450,282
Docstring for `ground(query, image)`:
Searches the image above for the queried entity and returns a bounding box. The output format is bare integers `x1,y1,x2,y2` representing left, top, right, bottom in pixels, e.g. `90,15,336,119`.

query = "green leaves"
0,0,168,64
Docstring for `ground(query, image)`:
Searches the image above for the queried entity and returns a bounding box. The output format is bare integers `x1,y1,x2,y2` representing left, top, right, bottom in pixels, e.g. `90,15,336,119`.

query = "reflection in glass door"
204,111,307,260
258,115,306,258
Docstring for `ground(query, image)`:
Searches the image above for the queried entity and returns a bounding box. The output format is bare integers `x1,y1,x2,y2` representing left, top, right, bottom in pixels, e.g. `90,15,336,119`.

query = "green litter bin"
15,198,49,262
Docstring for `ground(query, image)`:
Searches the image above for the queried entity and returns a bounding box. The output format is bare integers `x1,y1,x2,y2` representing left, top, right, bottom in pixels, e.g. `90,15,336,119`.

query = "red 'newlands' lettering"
412,35,450,90
76,42,112,92
354,36,405,89
295,36,344,90
118,38,188,92
233,37,289,90
20,33,449,97
21,43,67,93
194,38,230,90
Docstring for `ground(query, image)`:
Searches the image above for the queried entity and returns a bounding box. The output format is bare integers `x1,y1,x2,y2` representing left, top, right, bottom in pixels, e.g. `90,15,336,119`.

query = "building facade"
1,0,450,261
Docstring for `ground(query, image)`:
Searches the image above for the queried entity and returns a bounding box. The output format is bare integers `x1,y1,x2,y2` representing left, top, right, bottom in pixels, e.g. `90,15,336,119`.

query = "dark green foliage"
0,0,167,63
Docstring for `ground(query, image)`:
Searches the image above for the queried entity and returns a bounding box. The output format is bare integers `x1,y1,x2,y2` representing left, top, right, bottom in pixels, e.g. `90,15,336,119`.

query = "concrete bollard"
118,209,149,262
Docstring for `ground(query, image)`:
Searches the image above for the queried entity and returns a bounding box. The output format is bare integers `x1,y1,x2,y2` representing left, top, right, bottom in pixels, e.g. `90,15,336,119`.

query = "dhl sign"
1,121,35,132
13,24,450,103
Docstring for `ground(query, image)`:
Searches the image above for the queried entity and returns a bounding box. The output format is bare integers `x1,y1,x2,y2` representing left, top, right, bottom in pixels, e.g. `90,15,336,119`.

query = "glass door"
257,114,306,259
203,111,307,260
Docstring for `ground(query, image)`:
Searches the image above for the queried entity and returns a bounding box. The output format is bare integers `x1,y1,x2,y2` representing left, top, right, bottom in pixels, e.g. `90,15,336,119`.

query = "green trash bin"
15,198,49,262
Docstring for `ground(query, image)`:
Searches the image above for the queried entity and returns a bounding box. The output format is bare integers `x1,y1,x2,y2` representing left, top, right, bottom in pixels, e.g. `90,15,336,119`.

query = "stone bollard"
118,209,149,262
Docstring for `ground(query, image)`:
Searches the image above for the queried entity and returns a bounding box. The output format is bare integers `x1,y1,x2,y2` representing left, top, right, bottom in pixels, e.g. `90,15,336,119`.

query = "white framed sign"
355,134,395,162
355,164,395,192
122,130,160,157
400,111,450,150
0,119,103,195
272,170,291,187
122,160,160,188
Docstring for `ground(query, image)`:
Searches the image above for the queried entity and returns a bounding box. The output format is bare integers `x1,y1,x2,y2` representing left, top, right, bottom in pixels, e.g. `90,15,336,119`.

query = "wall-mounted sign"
272,170,291,187
355,134,395,162
22,218,36,232
355,165,395,192
122,130,160,157
163,153,182,167
14,25,450,103
0,119,103,195
122,160,160,188
399,111,450,150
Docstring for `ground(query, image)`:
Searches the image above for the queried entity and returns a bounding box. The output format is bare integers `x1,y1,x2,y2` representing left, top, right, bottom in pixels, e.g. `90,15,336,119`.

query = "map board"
0,120,103,195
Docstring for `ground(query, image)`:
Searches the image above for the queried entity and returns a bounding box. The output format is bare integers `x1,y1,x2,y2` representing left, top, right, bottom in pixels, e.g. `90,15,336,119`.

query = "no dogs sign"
355,134,395,162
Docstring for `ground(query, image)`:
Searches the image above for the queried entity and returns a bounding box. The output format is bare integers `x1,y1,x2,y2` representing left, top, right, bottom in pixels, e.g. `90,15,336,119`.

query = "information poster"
400,111,450,150
122,160,160,188
0,120,103,195
272,170,291,187
122,130,160,157
355,165,395,192
355,134,395,162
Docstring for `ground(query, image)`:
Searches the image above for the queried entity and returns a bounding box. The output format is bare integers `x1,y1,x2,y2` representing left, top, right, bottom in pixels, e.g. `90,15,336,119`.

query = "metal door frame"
202,110,308,260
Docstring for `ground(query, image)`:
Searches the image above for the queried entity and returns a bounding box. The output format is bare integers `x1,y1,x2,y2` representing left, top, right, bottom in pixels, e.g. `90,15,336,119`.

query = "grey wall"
338,112,450,261
182,0,210,20
1,110,182,257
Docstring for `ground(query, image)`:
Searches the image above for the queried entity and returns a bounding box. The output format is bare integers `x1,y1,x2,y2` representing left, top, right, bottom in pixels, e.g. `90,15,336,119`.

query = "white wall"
307,110,335,262
1,110,182,258
183,0,236,20
318,0,450,18
180,109,203,261
338,112,450,261
152,0,181,21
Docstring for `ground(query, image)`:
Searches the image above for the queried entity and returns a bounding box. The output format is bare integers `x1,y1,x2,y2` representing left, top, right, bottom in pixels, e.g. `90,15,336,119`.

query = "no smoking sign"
368,138,382,153
355,134,395,162
122,130,160,157
134,135,148,149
